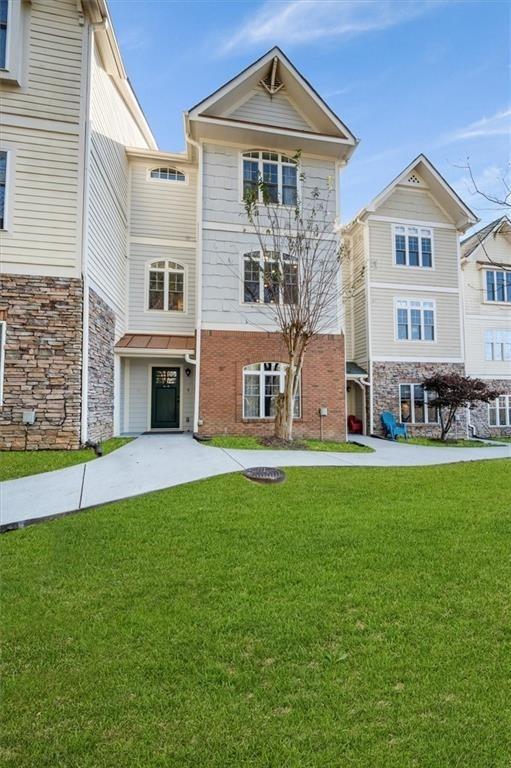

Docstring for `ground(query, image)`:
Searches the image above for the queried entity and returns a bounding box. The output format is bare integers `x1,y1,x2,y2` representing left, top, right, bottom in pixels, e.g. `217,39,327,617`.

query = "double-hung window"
394,225,433,268
485,329,511,361
243,362,301,419
0,149,7,230
485,270,511,303
147,260,185,312
396,299,435,341
399,383,438,424
243,251,298,305
242,150,297,205
488,394,511,427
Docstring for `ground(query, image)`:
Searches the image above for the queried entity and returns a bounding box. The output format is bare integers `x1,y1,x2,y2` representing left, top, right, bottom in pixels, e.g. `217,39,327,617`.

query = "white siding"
227,87,315,131
121,357,195,433
87,43,150,327
127,242,196,333
343,223,368,364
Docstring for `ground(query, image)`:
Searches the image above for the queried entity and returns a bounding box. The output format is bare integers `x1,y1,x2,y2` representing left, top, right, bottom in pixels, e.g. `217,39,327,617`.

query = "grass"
0,437,132,481
2,460,510,767
400,436,499,448
209,434,373,452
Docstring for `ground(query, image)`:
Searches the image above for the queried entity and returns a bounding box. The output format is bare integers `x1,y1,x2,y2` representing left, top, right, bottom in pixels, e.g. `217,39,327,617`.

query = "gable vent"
260,57,284,96
407,173,421,185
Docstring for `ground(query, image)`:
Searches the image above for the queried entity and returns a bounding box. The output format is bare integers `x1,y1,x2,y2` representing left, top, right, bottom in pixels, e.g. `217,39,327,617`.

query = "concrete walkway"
1,433,509,530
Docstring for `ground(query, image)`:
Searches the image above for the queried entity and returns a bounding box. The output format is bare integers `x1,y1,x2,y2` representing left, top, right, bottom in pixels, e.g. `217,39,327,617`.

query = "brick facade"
469,378,511,438
0,274,83,450
371,361,467,438
199,330,346,440
87,288,115,443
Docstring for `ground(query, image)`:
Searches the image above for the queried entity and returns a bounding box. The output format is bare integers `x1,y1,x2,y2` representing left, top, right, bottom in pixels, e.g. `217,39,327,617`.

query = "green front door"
151,367,180,429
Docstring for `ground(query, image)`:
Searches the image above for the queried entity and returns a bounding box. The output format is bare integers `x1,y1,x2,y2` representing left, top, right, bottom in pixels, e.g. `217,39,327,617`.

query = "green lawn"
0,438,132,481
210,434,373,452
400,436,498,448
2,461,510,767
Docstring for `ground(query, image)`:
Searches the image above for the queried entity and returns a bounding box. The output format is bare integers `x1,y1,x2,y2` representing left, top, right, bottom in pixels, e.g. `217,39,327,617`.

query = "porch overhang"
115,334,196,358
346,362,368,379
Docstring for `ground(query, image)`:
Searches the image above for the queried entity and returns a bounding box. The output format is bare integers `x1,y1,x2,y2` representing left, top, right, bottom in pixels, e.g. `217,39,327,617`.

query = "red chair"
348,414,363,434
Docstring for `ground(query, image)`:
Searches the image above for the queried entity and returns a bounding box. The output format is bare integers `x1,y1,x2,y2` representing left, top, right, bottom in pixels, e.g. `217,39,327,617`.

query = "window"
150,167,186,182
243,362,301,419
0,1,7,69
485,270,511,303
243,251,298,305
399,384,438,424
488,394,511,427
485,330,511,361
0,320,5,405
242,150,297,205
0,150,6,229
396,299,435,341
147,260,185,312
393,225,433,268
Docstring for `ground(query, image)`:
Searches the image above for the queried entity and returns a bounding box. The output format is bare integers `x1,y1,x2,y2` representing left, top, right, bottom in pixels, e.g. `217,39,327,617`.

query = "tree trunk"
274,363,296,441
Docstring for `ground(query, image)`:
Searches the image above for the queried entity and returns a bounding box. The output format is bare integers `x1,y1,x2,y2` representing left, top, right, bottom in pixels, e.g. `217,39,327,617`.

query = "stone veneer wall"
469,378,511,438
87,288,116,443
371,361,467,438
0,274,83,450
199,330,346,440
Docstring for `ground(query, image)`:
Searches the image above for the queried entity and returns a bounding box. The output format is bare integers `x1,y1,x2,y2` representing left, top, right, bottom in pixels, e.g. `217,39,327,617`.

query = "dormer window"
149,167,186,182
242,150,297,206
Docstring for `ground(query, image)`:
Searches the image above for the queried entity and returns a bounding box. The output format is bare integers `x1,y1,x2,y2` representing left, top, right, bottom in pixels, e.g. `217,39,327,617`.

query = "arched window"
242,150,297,205
147,260,185,312
243,251,298,305
243,362,301,419
150,167,186,182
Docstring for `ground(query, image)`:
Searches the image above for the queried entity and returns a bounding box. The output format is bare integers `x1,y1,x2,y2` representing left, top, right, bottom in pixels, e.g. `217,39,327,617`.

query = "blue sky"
108,0,510,228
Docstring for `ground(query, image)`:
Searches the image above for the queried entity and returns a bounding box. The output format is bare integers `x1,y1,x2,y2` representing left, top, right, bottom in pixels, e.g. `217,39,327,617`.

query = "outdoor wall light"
185,367,191,377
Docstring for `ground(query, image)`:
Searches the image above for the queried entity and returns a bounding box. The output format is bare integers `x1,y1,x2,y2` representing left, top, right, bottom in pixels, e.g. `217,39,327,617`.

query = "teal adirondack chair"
381,411,408,440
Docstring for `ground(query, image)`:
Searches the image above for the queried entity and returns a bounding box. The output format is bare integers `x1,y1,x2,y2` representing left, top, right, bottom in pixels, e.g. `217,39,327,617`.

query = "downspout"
185,118,203,433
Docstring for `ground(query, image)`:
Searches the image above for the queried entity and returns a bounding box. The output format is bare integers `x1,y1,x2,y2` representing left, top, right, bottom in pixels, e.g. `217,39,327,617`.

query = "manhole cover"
243,467,286,484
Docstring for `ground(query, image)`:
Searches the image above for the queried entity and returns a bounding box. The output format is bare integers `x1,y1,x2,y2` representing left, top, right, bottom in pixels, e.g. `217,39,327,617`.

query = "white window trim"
394,297,437,344
488,394,511,427
0,0,24,84
242,362,301,420
147,167,188,185
240,250,298,307
239,149,301,207
484,329,511,362
0,320,5,405
399,382,438,425
0,146,14,232
144,259,188,315
483,268,511,305
392,223,434,270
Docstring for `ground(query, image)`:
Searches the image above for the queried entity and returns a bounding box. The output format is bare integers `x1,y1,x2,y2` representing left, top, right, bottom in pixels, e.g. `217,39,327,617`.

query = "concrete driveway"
1,433,509,530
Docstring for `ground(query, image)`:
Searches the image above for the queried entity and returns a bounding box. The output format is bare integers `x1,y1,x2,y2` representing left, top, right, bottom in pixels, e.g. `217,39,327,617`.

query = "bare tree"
240,158,364,441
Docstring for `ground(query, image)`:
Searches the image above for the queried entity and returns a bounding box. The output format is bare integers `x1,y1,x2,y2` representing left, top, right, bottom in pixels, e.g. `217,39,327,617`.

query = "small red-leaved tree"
422,373,501,441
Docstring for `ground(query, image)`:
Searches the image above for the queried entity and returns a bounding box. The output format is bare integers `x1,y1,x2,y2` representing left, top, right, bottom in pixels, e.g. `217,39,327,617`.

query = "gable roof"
187,46,358,156
460,216,511,259
346,154,479,233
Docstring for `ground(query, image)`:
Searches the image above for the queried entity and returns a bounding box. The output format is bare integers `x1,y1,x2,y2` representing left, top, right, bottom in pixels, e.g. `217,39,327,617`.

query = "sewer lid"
243,467,286,484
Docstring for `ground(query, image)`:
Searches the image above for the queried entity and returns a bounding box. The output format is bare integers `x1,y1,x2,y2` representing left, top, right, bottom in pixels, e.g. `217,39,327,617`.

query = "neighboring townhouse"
0,0,358,448
343,155,478,437
461,216,511,437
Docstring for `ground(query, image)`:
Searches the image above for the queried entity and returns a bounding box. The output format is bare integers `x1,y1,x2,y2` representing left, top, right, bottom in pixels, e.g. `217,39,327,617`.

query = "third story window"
242,150,297,205
396,299,435,341
0,1,8,70
486,270,511,303
243,251,298,305
150,167,186,182
394,225,433,268
148,260,185,312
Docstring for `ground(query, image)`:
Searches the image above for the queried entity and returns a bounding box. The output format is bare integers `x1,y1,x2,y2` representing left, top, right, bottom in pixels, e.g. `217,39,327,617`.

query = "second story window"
147,260,185,312
0,1,7,69
243,251,298,305
0,150,7,229
485,329,511,361
394,225,433,268
242,151,297,205
485,269,511,303
396,299,435,341
149,167,186,182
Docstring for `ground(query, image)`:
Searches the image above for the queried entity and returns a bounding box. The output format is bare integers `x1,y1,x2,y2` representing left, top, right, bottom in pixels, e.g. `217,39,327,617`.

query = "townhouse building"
0,0,356,449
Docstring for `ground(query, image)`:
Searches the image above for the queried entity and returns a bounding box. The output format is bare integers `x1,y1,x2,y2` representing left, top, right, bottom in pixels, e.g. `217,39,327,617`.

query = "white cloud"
442,109,511,144
221,0,441,54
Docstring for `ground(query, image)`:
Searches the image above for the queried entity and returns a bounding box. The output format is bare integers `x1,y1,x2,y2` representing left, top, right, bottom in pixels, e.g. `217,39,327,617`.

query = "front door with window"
151,367,180,429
